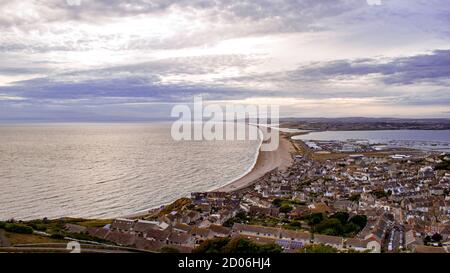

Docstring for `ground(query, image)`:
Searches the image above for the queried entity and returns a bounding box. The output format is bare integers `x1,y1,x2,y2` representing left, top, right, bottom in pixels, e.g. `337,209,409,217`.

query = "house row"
232,223,381,253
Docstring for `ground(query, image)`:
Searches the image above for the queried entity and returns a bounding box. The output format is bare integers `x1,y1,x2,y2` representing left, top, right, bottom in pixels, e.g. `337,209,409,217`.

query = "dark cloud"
0,67,51,75
0,53,264,105
2,50,449,103
0,75,258,103
288,50,450,85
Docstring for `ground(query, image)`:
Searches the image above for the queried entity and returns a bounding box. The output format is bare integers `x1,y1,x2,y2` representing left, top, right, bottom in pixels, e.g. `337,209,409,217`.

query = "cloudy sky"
0,0,449,121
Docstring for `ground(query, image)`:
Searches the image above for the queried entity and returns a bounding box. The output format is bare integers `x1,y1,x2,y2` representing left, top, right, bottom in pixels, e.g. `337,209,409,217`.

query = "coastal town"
7,129,444,254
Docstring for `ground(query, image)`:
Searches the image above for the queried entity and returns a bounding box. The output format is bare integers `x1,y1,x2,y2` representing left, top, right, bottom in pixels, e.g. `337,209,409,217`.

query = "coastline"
213,130,296,193
123,129,296,219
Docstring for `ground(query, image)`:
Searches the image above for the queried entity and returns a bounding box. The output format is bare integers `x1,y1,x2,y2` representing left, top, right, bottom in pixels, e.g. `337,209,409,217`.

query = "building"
232,223,280,239
346,237,381,253
313,234,344,250
277,229,311,250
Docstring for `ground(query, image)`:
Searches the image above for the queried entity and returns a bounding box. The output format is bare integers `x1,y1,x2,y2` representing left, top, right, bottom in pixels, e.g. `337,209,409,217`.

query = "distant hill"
280,117,450,131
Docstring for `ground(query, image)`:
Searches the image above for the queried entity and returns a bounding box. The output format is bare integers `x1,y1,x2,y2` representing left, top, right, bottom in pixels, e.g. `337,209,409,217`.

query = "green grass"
2,230,67,245
74,219,112,228
1,217,113,246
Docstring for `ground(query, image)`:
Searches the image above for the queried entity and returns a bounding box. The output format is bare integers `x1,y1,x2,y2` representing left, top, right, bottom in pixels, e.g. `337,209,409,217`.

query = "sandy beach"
213,131,295,193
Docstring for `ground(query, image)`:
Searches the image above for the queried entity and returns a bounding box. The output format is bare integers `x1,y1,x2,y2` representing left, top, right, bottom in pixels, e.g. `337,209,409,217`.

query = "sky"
0,0,449,121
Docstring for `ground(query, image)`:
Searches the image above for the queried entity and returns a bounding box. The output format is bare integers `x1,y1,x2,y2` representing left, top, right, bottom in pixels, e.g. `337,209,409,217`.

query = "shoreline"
213,130,296,193
123,129,296,219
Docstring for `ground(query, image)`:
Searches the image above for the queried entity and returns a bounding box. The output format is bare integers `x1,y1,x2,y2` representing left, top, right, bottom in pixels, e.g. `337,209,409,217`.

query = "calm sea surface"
0,123,260,220
292,130,450,151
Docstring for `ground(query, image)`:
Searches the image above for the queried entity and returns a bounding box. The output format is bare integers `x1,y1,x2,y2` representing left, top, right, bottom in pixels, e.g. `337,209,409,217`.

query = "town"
60,134,450,253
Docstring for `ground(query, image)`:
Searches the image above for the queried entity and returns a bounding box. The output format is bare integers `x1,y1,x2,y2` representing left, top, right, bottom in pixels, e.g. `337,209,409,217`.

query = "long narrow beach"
213,131,295,193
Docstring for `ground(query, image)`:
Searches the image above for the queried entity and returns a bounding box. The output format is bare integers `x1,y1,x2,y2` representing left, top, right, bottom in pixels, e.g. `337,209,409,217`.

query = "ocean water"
0,123,260,220
292,130,450,152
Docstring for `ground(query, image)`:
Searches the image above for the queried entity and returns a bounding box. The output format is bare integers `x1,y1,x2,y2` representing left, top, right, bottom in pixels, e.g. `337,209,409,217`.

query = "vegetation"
284,220,302,230
160,246,181,253
75,219,112,228
348,194,361,202
424,233,443,246
24,217,111,233
272,198,305,207
279,204,293,213
64,231,110,244
0,221,33,234
301,213,324,225
348,215,368,230
298,244,338,253
301,212,367,237
346,248,370,253
1,218,112,245
434,158,450,171
223,211,281,228
193,237,282,254
223,211,250,227
2,231,65,245
224,211,305,231
432,233,443,242
371,190,392,199
158,198,192,217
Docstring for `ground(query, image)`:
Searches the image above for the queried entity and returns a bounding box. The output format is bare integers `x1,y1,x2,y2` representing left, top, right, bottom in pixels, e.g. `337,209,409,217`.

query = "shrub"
50,233,65,240
303,213,324,225
434,159,450,171
298,244,338,253
279,204,293,213
160,246,181,253
432,233,443,242
194,237,282,254
349,215,367,230
272,198,283,207
4,223,33,234
315,218,343,236
287,221,302,230
330,212,349,225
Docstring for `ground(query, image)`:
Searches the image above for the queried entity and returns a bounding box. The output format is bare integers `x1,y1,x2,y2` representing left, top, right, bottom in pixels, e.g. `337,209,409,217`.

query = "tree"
279,204,293,213
223,211,249,227
194,237,282,254
372,190,391,199
342,222,360,235
4,223,33,234
272,198,283,207
314,218,343,236
287,221,302,230
432,233,443,242
349,215,368,230
434,159,450,171
330,212,349,225
307,213,324,225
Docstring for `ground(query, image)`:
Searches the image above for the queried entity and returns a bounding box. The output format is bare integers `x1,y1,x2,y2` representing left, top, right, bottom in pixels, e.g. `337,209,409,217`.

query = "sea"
291,130,450,152
0,123,260,220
